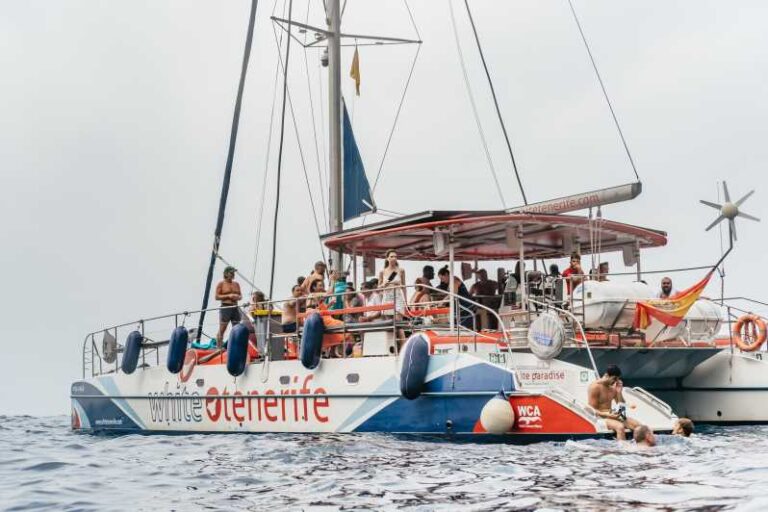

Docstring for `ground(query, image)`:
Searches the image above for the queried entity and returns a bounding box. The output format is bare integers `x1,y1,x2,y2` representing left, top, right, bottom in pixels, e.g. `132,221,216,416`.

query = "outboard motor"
226,323,250,377
166,326,189,374
399,333,431,400
121,330,143,375
300,312,325,370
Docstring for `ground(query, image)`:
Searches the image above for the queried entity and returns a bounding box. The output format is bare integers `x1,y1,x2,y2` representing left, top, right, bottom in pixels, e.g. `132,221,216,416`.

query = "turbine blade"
730,218,737,241
736,190,755,207
700,200,722,210
723,181,731,203
738,211,760,222
705,215,725,231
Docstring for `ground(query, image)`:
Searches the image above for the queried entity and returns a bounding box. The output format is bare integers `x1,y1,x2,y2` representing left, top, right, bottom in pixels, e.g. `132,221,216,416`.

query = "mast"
326,0,343,273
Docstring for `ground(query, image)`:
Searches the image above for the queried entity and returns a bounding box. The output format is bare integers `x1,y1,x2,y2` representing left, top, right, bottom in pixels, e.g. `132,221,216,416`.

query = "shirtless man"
215,266,242,348
281,285,304,334
301,261,327,293
587,364,640,440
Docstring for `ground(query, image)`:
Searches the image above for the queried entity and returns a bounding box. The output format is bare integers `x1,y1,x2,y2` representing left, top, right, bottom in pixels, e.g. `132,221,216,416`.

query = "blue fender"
226,323,250,377
300,312,325,370
166,327,189,374
399,333,431,400
121,330,143,375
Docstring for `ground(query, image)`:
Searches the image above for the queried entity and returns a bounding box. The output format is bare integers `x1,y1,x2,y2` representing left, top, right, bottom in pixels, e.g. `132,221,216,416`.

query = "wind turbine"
700,181,759,241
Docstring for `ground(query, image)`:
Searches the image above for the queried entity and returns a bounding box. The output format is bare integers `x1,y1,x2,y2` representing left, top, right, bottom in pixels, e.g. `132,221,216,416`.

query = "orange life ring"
732,314,767,352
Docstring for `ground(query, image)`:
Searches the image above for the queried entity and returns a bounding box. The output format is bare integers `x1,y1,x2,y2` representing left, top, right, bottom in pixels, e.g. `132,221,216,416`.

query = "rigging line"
302,0,329,228
448,0,506,208
197,0,259,341
566,0,641,182
463,0,527,205
370,44,421,194
270,20,329,265
268,0,294,301
317,58,329,213
251,0,289,291
403,0,421,41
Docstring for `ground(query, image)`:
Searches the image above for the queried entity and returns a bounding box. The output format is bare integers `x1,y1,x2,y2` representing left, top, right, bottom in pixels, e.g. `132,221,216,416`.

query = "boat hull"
71,354,606,439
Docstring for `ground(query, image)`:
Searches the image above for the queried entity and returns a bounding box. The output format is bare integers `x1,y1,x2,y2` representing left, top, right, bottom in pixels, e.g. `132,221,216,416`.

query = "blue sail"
343,102,375,222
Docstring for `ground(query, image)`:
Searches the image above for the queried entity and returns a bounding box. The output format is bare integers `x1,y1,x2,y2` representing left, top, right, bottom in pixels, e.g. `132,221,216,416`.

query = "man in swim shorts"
215,266,242,348
588,364,640,440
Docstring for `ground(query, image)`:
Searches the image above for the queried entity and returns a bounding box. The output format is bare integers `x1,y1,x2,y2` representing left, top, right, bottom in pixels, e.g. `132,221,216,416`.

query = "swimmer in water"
633,425,656,447
673,418,694,437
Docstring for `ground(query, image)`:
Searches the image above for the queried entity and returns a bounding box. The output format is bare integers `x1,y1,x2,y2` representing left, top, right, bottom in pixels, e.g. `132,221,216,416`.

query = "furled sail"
342,101,375,221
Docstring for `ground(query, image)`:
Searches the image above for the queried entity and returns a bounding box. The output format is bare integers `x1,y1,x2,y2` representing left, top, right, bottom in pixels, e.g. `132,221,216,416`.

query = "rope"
448,0,506,208
368,0,423,210
302,0,329,228
250,0,287,293
270,19,328,267
196,0,259,341
567,0,641,182
371,44,421,194
463,0,527,205
268,0,294,301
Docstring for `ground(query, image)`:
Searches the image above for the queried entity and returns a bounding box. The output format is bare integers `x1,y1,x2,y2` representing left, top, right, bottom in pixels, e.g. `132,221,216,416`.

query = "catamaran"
71,1,767,437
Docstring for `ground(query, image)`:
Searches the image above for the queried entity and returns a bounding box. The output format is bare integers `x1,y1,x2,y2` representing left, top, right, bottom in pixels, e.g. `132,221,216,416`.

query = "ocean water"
1,416,767,511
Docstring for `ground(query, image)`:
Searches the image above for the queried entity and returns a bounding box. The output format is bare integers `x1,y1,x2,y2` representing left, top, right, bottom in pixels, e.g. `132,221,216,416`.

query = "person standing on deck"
378,250,407,317
562,253,585,294
215,266,242,348
657,277,678,299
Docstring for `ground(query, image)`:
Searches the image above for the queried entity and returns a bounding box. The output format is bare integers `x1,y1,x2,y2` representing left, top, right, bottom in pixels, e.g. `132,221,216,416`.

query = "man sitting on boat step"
588,364,640,440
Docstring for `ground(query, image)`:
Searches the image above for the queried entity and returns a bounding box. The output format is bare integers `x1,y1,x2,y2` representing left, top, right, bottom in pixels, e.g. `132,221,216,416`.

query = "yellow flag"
350,46,361,96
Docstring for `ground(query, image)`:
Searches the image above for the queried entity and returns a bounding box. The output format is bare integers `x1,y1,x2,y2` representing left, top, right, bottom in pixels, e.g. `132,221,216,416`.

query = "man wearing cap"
215,266,242,348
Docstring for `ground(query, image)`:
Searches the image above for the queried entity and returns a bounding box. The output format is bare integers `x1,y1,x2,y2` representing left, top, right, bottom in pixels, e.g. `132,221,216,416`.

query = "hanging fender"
732,314,767,352
121,330,143,375
226,323,251,377
300,312,325,370
399,333,431,400
167,327,189,374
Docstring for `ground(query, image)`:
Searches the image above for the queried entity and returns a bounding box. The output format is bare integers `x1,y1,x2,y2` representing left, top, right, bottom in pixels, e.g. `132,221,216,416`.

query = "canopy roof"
322,210,667,261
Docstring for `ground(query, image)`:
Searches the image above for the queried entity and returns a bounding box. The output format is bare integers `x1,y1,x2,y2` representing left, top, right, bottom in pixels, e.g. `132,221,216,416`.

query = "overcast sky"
1,0,767,415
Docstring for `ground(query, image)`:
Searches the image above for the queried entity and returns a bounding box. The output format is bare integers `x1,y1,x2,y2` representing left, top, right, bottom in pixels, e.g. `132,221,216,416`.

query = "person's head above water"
673,418,694,437
633,425,656,447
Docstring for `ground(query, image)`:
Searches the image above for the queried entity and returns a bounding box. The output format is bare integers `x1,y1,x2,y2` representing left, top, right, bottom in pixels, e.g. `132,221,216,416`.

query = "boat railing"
81,282,514,378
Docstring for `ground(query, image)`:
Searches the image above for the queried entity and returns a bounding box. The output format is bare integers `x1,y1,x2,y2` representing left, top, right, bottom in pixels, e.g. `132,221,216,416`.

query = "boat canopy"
322,211,667,261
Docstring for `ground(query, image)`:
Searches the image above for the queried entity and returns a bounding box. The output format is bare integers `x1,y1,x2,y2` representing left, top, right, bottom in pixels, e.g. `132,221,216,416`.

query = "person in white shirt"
359,279,383,322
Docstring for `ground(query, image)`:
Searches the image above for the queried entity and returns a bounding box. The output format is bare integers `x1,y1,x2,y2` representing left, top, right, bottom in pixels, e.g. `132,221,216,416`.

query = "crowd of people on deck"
213,250,683,345
211,257,694,446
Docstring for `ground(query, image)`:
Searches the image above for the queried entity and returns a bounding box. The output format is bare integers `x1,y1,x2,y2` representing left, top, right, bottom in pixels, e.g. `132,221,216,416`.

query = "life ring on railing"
732,314,767,352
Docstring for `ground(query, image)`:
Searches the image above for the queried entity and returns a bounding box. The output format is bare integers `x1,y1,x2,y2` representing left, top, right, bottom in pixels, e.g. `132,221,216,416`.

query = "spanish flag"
350,46,361,96
633,272,714,330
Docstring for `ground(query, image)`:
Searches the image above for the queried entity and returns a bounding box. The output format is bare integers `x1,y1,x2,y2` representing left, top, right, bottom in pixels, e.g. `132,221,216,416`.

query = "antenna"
700,181,759,241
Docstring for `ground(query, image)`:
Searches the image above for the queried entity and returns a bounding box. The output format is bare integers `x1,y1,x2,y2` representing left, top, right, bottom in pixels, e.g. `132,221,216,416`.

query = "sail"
343,102,375,221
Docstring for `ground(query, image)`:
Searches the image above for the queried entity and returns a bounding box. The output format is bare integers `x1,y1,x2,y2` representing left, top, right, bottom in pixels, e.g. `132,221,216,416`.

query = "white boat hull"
71,352,677,438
